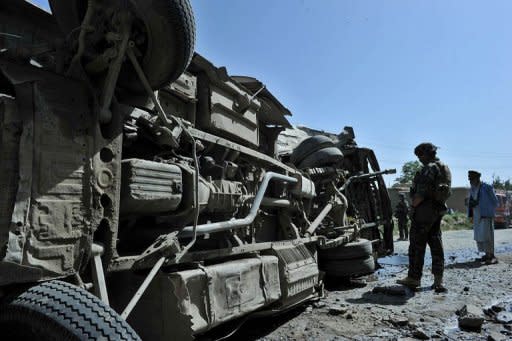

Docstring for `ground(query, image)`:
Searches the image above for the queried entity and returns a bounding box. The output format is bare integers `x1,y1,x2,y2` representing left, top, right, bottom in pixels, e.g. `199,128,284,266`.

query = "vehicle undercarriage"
0,1,394,339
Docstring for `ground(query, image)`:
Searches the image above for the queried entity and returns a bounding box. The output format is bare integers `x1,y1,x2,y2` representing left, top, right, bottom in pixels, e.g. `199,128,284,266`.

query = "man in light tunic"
468,170,499,264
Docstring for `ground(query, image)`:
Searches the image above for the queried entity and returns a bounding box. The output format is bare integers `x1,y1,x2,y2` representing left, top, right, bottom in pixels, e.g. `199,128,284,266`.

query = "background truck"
0,1,394,339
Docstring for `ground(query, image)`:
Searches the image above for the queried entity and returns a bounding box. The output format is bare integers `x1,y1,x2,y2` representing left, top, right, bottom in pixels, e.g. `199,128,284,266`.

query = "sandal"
485,257,498,265
476,255,488,262
432,284,448,293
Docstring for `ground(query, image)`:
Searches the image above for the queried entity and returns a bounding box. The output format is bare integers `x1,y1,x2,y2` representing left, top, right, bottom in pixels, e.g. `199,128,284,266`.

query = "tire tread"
11,280,140,341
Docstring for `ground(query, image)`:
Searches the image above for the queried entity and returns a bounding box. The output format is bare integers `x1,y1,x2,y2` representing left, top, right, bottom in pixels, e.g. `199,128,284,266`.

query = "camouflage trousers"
408,210,444,280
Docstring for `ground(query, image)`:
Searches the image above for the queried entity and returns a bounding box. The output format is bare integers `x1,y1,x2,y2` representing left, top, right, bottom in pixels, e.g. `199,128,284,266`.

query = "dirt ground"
225,229,512,341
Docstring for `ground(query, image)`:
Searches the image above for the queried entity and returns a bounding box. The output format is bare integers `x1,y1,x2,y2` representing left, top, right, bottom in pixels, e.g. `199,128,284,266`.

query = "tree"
393,161,422,187
492,175,512,191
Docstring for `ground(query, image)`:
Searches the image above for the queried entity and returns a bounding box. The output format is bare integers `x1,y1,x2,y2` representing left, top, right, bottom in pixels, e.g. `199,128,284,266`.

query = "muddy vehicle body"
0,1,394,339
277,126,395,256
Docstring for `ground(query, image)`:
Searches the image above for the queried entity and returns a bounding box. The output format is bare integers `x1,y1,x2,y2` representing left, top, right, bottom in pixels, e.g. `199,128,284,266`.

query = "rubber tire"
319,238,373,261
290,135,334,166
0,280,141,341
49,0,196,92
297,146,344,169
320,255,375,277
495,221,506,229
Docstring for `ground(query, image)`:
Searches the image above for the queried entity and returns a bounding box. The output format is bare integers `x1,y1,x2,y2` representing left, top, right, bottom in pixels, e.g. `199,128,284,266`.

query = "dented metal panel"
159,72,197,124
191,54,261,148
16,77,93,277
0,61,124,281
0,95,20,259
209,84,259,147
115,256,281,339
168,256,280,333
267,243,319,306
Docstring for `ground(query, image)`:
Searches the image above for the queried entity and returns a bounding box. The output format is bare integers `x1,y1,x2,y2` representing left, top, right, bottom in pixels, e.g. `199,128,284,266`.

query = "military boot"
396,276,420,288
432,274,447,293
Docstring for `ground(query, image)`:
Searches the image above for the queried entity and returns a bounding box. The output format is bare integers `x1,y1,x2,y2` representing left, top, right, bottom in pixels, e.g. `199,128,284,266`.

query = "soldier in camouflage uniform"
397,143,452,292
394,194,409,241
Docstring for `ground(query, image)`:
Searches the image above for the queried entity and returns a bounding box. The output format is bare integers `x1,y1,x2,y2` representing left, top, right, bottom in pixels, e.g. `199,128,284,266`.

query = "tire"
290,135,334,166
494,221,506,229
321,255,375,277
0,280,141,341
49,0,196,92
297,146,344,169
319,238,373,261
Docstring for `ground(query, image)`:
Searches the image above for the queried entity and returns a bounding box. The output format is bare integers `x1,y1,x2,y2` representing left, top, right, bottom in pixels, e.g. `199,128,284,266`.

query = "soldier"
394,193,409,241
397,143,452,292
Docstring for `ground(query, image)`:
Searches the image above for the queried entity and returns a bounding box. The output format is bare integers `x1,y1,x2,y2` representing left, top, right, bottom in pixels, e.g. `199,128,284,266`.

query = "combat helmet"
414,142,437,157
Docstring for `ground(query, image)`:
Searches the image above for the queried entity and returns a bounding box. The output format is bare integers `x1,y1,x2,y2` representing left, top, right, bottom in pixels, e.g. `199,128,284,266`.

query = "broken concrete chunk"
312,301,326,309
496,312,512,324
389,315,409,327
487,331,506,341
457,304,485,331
412,327,430,340
491,304,505,313
328,306,347,316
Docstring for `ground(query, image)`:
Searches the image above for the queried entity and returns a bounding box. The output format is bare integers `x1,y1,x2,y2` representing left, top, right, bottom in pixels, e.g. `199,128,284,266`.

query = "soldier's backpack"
433,161,452,205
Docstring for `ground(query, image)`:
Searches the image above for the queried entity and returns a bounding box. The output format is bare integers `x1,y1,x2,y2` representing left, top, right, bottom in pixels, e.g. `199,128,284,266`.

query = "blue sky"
32,0,511,186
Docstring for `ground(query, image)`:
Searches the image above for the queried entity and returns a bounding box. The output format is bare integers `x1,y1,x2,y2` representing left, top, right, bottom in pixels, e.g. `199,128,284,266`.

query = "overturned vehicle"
0,0,394,339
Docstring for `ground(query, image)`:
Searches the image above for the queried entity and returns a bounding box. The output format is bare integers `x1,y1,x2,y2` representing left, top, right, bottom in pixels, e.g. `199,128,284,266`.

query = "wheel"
297,146,344,169
320,255,375,277
290,135,334,166
0,280,141,341
49,0,196,92
494,221,506,229
319,238,373,261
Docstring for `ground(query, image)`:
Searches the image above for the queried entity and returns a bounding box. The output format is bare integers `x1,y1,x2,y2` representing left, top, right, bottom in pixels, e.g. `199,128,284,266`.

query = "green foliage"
492,175,512,190
393,161,422,187
441,211,472,231
392,211,471,237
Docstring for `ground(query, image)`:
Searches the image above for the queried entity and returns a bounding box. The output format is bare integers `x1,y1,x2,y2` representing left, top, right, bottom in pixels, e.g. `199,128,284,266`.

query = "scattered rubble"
412,327,430,339
388,315,409,327
232,232,512,341
328,306,347,316
457,304,485,331
484,300,512,324
496,312,512,324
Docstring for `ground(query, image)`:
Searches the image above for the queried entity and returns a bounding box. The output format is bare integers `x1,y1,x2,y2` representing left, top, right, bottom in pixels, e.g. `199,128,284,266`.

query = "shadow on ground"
445,259,489,270
324,276,369,291
199,306,307,341
346,285,416,306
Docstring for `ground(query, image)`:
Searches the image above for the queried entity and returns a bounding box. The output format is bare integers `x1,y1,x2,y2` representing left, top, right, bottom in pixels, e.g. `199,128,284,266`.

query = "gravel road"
224,229,512,341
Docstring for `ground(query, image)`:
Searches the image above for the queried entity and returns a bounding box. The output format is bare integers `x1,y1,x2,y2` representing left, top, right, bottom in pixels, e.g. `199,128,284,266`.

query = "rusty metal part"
121,256,166,320
179,172,298,237
91,243,109,305
261,197,292,208
306,203,333,236
339,168,396,192
97,12,132,124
